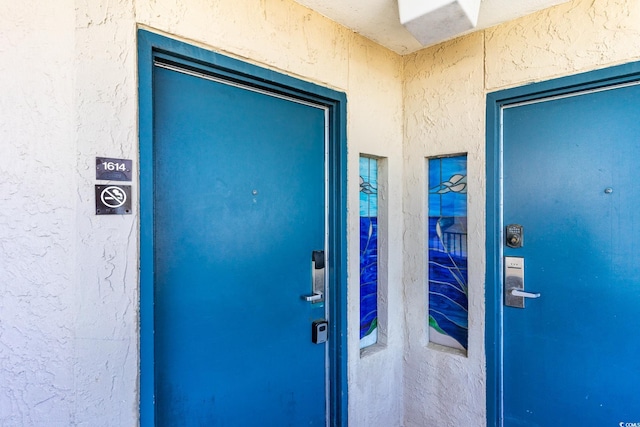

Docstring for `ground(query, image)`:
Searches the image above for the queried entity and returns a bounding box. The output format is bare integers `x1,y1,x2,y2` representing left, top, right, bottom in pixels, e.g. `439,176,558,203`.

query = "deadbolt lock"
506,224,524,248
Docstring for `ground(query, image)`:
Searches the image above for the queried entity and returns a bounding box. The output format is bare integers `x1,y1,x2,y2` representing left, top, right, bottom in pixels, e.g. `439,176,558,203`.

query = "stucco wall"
3,0,640,425
402,0,640,425
403,32,487,427
1,0,405,426
0,2,76,426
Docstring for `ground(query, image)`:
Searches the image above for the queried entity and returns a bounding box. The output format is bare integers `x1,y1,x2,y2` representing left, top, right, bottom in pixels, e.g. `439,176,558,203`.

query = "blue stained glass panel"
360,157,378,348
428,155,468,351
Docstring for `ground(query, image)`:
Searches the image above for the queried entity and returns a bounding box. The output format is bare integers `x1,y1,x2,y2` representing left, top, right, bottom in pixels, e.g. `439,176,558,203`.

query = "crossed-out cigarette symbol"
100,186,127,208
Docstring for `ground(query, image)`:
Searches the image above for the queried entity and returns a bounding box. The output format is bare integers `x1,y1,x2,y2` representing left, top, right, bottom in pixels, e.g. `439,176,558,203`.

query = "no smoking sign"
95,185,132,215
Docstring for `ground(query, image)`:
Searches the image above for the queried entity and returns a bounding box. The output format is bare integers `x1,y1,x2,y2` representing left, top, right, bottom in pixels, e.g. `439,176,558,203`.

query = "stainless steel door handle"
510,289,540,299
302,292,323,302
302,250,325,304
504,256,541,308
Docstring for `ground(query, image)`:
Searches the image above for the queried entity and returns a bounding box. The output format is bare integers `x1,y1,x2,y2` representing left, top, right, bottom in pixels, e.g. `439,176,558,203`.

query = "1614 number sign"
96,157,132,181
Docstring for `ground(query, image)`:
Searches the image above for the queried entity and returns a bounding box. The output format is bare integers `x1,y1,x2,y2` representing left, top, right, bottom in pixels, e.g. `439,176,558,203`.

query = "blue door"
499,81,640,425
152,62,328,426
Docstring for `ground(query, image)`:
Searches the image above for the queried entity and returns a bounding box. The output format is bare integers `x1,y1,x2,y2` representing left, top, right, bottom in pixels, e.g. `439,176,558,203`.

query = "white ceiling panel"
293,0,570,54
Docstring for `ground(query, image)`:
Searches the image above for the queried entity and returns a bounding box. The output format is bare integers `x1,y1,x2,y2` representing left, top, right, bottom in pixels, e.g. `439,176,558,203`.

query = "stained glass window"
360,156,378,349
428,155,468,351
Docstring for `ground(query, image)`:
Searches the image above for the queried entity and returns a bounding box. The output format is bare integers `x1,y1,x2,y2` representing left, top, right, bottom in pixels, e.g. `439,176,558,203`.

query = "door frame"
485,60,640,426
137,29,348,426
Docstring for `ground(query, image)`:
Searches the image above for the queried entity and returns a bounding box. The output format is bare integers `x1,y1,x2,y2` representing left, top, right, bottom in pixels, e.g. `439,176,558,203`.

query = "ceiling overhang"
293,0,571,54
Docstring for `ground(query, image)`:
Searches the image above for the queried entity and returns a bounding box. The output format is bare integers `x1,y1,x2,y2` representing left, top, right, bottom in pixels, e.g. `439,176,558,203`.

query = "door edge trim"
485,60,640,427
138,28,349,427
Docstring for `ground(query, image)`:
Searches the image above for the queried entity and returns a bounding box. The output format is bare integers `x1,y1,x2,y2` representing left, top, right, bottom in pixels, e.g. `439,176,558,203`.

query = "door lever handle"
510,289,540,299
504,256,540,308
302,292,323,302
302,250,325,304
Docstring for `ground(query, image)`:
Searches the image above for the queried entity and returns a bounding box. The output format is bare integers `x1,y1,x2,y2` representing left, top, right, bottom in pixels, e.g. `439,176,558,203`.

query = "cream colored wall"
402,0,640,425
0,2,76,426
485,0,640,90
345,39,406,426
4,0,640,425
1,0,405,425
403,32,487,427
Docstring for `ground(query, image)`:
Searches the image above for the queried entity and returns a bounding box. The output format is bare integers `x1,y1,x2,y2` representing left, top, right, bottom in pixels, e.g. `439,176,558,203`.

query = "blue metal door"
501,82,640,425
152,63,328,426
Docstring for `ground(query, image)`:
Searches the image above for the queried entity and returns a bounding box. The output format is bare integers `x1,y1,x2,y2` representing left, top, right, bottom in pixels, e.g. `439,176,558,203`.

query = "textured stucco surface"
2,0,640,425
1,0,404,425
73,2,139,425
485,0,640,90
0,2,76,426
345,37,405,427
403,32,487,427
402,0,640,425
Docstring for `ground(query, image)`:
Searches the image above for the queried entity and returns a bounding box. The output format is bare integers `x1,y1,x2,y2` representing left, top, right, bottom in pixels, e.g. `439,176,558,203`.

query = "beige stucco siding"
3,0,405,425
2,0,640,425
485,0,640,90
403,32,487,426
402,0,640,425
0,2,76,426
